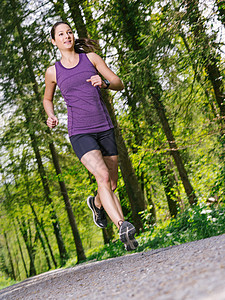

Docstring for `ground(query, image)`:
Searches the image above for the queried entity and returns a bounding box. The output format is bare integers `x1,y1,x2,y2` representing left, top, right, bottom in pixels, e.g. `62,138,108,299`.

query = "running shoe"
119,221,138,251
87,196,107,228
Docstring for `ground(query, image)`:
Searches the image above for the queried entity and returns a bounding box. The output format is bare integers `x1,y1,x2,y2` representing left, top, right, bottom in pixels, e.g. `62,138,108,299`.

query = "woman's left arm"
86,52,124,91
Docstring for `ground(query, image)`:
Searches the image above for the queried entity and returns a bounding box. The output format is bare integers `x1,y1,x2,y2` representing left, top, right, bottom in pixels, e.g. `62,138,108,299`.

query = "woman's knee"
96,170,111,186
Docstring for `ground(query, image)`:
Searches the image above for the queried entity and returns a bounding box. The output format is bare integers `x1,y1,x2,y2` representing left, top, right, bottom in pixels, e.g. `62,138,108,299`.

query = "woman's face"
52,23,75,50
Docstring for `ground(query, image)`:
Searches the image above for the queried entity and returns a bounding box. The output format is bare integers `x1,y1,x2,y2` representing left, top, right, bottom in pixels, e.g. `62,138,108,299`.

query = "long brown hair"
51,21,99,53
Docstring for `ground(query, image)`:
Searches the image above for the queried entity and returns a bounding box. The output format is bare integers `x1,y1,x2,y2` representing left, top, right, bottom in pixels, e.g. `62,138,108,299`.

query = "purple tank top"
55,53,113,136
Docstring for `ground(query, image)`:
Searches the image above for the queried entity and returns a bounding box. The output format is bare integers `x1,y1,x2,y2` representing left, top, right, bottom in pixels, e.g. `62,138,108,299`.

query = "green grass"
0,276,17,290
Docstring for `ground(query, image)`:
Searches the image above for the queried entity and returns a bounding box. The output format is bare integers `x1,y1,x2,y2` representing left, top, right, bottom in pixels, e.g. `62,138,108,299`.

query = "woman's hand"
86,53,124,91
86,75,105,88
46,116,59,129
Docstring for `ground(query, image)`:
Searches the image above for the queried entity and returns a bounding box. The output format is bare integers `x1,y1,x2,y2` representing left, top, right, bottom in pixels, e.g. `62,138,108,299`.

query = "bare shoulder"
45,65,56,83
86,52,105,67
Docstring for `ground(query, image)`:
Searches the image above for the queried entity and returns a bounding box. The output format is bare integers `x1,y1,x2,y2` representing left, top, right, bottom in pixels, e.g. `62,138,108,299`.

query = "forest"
0,0,225,288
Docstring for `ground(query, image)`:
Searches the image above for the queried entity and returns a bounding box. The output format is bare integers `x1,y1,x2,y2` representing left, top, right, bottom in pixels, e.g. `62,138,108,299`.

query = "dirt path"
1,234,225,300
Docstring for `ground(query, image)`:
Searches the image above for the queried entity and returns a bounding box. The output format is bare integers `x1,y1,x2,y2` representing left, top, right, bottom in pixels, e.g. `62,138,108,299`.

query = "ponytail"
74,38,100,53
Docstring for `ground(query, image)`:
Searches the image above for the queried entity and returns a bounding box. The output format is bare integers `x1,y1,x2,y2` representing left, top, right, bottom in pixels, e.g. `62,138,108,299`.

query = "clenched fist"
46,116,59,129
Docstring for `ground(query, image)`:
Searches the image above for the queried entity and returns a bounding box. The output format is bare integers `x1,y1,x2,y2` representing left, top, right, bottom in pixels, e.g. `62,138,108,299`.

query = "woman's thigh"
81,149,109,183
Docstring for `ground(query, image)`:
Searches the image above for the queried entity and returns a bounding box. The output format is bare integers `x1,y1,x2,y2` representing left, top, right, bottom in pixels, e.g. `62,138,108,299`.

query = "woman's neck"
60,51,79,68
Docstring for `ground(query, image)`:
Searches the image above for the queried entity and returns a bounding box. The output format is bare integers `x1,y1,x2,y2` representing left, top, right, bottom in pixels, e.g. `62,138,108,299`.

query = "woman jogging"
43,21,138,251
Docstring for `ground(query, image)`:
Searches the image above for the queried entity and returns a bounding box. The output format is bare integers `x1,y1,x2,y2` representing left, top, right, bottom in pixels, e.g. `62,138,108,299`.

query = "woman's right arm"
43,66,59,129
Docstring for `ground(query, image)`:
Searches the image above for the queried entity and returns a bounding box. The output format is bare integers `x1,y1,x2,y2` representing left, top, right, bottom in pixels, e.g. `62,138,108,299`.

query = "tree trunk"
66,0,89,38
150,91,197,205
29,230,39,277
157,159,179,217
184,0,225,191
140,172,157,224
115,0,197,206
34,218,52,270
13,249,21,281
49,142,86,262
29,201,58,268
3,232,16,281
9,0,86,266
0,242,10,278
102,90,145,231
16,217,37,277
29,130,68,265
185,0,225,118
179,30,220,118
145,187,157,224
14,221,29,278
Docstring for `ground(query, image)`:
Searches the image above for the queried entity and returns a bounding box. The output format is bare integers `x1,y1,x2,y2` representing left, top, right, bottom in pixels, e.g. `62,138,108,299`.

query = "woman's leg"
82,149,138,251
81,150,123,228
95,155,124,220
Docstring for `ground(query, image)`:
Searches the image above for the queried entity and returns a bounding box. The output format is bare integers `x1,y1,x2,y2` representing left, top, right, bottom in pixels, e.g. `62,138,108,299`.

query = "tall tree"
181,0,225,197
0,163,37,277
16,217,37,277
0,0,68,266
8,0,86,263
13,221,29,278
48,142,86,261
3,232,16,280
184,0,225,118
102,0,197,205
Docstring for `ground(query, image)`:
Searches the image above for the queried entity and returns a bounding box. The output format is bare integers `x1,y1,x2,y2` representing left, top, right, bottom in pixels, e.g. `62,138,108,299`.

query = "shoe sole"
119,223,138,251
87,196,106,229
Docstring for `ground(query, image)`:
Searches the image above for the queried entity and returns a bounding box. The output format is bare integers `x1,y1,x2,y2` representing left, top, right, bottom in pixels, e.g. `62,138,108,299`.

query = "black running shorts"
69,128,118,160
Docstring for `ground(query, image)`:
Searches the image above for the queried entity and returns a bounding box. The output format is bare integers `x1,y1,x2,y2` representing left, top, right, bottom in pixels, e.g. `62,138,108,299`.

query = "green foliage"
138,203,225,250
58,203,225,273
71,203,225,264
0,274,17,290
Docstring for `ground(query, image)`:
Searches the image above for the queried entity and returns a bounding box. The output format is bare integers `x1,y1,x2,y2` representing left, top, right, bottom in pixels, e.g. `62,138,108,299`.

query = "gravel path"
1,234,225,300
